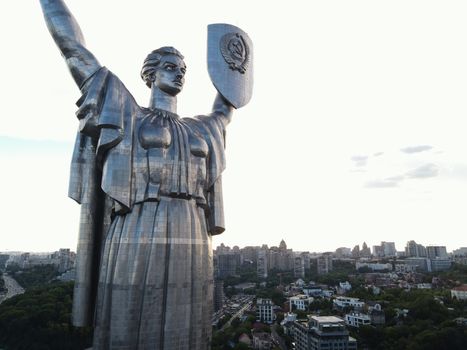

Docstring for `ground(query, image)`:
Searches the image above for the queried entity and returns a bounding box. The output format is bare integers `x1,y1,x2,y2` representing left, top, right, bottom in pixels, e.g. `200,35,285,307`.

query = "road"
0,273,25,304
272,326,289,350
221,300,253,331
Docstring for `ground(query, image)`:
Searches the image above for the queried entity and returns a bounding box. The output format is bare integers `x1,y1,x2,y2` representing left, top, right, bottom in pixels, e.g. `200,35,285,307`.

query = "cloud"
406,163,439,179
385,175,405,182
373,152,384,157
364,179,400,188
400,145,433,154
364,164,439,188
0,136,72,154
364,175,405,188
351,155,368,167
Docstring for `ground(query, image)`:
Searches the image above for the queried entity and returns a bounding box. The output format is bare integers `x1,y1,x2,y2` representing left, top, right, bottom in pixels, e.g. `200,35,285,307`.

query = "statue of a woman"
39,1,252,349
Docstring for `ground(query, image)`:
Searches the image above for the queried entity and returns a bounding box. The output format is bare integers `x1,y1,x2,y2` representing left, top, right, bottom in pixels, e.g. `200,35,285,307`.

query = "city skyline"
2,239,465,256
2,1,467,252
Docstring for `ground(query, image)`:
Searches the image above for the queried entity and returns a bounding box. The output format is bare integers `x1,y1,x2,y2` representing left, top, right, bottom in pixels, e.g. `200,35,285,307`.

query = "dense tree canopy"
6,264,60,289
0,282,92,350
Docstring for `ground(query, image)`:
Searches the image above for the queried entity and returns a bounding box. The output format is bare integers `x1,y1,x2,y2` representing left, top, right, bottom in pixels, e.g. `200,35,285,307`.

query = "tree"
0,282,92,349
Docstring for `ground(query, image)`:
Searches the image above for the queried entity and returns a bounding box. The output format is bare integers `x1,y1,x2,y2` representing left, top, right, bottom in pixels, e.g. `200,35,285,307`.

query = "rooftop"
452,285,467,292
311,316,344,324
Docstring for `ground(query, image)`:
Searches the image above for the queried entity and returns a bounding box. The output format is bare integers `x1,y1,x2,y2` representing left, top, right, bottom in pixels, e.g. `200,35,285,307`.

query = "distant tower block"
294,256,305,278
317,253,333,275
257,249,268,278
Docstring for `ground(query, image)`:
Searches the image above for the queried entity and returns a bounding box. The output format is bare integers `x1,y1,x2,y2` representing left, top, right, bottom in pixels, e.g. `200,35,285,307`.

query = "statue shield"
207,23,253,108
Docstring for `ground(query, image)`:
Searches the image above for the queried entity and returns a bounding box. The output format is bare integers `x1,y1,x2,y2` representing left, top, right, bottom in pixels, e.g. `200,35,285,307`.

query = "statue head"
141,47,186,96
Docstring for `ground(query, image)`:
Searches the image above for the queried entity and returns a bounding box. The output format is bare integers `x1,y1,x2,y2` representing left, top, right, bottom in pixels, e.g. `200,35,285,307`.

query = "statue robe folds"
68,67,227,349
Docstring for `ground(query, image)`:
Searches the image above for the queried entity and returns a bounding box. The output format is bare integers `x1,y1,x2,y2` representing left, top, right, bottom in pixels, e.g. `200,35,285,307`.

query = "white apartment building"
451,285,467,301
338,281,352,294
345,312,371,328
256,298,275,324
289,295,314,311
333,297,365,310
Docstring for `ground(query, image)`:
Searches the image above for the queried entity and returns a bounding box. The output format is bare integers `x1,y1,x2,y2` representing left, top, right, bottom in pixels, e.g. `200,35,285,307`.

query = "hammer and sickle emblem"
220,32,250,74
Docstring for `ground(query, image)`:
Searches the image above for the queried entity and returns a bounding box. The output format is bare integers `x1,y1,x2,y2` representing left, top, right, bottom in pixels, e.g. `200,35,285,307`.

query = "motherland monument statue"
39,0,253,348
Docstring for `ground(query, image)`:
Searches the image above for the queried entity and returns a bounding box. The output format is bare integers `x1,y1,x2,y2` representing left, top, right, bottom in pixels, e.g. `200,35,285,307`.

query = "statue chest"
132,113,209,202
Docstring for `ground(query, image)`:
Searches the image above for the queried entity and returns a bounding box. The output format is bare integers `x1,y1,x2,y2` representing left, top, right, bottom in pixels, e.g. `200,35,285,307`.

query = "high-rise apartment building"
381,242,397,257
405,240,427,257
317,253,333,275
213,279,225,311
294,256,305,278
426,246,448,259
257,248,268,278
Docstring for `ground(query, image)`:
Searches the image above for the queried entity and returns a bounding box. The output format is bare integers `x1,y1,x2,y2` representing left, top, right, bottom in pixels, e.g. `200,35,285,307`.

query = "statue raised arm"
39,2,252,349
39,0,100,87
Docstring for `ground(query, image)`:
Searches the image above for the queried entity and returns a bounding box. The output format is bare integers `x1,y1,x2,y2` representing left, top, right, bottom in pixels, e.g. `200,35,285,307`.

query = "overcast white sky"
1,0,467,253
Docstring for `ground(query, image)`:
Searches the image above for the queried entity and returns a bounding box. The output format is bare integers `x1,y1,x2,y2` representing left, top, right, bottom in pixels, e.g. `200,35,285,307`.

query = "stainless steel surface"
208,24,254,108
39,1,252,349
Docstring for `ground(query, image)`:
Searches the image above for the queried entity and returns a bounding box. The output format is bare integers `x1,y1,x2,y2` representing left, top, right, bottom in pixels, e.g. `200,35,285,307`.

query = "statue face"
154,55,186,96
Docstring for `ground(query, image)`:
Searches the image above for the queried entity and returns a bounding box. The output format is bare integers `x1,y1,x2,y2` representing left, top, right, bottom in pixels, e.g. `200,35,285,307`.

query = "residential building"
426,246,448,259
301,252,311,269
317,253,333,275
292,316,357,350
303,285,323,297
405,240,427,257
394,263,417,273
252,332,272,350
216,253,238,278
453,247,467,256
451,285,467,301
294,256,305,278
335,247,351,258
430,258,452,272
368,303,385,325
372,245,384,258
381,241,397,257
281,312,298,336
289,295,314,311
337,281,352,294
213,279,224,311
405,257,432,272
57,268,76,282
257,248,268,278
241,246,260,263
333,297,365,310
345,312,371,328
356,262,392,272
256,298,275,324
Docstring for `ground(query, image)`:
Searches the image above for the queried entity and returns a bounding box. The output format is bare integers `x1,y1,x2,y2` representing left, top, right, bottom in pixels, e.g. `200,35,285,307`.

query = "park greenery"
349,288,467,349
6,264,60,289
0,281,92,350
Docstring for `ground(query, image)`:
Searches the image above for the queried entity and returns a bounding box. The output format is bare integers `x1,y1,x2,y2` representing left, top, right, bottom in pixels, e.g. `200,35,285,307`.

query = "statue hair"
140,47,185,88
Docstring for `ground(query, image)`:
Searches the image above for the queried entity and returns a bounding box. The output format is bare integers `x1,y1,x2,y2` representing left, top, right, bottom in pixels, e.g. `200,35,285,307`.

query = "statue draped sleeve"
68,67,139,327
185,113,227,235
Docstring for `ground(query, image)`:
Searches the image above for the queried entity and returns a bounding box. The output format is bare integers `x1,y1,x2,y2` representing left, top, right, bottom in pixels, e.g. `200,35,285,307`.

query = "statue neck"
149,86,177,114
